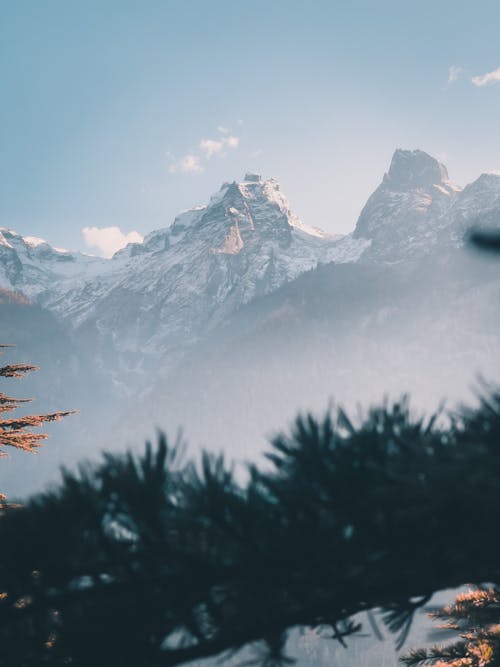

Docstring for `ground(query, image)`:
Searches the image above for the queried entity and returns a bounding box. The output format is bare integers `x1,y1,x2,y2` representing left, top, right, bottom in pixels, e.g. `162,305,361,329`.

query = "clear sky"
1,0,500,255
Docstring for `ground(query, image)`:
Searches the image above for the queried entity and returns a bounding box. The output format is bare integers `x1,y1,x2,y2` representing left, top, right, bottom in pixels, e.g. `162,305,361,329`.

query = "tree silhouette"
0,343,74,504
1,391,500,666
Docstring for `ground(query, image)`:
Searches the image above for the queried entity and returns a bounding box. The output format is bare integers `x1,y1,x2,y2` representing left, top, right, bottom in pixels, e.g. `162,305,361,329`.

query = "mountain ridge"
2,150,500,387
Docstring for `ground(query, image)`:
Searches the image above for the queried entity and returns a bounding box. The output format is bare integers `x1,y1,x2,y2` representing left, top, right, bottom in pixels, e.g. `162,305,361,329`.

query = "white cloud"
199,133,240,158
447,65,463,84
472,65,500,87
199,139,224,158
169,154,204,174
225,135,240,149
217,125,229,134
82,226,144,258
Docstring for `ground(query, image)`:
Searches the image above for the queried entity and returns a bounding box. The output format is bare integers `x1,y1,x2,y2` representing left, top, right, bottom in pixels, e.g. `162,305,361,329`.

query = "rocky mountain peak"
353,149,461,257
384,149,449,191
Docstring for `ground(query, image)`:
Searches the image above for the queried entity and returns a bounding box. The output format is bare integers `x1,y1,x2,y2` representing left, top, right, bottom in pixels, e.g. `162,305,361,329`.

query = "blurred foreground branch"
1,392,500,666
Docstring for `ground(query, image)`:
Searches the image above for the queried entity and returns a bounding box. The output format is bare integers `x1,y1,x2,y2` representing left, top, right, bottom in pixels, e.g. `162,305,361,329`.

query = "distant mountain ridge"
1,151,500,386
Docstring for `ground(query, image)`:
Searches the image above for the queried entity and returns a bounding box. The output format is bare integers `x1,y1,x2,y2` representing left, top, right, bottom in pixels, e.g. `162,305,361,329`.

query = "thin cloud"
168,125,241,175
169,154,204,174
199,134,240,158
199,139,224,158
82,226,144,258
447,65,463,84
472,65,500,87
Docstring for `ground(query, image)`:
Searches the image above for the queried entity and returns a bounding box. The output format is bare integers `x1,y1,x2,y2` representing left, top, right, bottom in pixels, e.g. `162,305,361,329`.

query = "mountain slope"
39,174,367,384
121,244,500,465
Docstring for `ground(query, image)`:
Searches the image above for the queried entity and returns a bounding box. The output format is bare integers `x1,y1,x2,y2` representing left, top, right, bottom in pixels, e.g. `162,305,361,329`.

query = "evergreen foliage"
1,392,500,666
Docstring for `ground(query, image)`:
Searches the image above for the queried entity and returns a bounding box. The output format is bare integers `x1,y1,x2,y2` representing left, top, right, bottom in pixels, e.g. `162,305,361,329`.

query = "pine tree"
0,343,75,505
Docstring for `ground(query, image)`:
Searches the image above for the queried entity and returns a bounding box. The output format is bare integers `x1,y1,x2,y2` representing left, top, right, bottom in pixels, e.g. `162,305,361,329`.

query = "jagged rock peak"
353,149,461,251
383,149,450,191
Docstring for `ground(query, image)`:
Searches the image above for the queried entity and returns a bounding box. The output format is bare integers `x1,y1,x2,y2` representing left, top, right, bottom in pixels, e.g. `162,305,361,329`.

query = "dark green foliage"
1,393,500,666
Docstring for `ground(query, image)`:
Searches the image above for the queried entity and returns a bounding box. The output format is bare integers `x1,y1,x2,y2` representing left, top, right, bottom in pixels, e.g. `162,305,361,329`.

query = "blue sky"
1,0,500,254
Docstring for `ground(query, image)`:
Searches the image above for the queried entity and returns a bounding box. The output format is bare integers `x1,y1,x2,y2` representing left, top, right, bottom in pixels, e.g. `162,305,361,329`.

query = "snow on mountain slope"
0,228,106,298
14,174,365,382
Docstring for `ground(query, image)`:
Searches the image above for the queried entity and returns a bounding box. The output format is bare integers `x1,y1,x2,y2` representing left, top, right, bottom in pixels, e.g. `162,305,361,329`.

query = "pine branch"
0,411,76,432
0,364,39,378
0,392,32,414
0,431,48,452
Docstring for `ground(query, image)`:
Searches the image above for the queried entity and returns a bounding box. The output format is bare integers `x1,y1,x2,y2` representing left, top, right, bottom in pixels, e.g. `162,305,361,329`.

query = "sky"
1,0,500,256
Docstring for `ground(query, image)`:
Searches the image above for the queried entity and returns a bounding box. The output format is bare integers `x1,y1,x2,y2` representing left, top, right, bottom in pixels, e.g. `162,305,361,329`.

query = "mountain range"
2,150,500,317
2,148,500,495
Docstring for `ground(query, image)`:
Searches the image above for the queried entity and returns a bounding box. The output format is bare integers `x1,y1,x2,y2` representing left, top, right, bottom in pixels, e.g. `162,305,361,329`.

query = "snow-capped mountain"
2,154,500,386
1,173,365,383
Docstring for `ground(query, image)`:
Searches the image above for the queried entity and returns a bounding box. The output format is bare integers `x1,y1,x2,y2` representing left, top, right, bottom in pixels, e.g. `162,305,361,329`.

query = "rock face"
354,149,461,261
